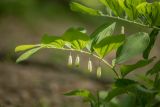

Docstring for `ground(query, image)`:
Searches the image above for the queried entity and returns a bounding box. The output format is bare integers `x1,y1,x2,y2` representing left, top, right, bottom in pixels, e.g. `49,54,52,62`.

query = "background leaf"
116,32,150,64
70,2,102,16
93,34,125,58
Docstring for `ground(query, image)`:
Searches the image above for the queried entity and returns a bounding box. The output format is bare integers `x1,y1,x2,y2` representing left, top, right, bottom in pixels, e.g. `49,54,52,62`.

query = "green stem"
112,67,120,79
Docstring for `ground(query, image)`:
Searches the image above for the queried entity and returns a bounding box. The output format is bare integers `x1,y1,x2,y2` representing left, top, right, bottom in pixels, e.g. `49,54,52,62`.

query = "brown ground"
0,61,106,107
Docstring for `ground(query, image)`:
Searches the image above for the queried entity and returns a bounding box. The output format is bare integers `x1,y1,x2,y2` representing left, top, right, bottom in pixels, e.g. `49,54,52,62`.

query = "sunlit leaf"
16,47,42,63
93,34,125,58
116,32,150,64
70,2,102,16
15,45,39,52
62,28,89,50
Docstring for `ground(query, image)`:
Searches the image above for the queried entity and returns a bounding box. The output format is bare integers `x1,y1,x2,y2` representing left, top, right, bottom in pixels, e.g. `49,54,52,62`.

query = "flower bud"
121,26,125,34
75,55,80,67
88,59,92,72
97,66,102,78
68,53,72,66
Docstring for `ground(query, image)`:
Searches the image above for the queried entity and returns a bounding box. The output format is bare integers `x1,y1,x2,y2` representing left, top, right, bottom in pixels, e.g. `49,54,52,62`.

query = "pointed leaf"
93,34,125,58
15,45,39,52
88,22,116,52
120,57,155,77
63,28,89,50
116,32,150,64
70,2,102,16
16,47,42,63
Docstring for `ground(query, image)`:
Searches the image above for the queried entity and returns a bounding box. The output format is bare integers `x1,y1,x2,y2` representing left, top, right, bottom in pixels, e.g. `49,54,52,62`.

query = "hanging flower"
121,26,125,34
75,55,80,67
88,58,92,72
68,53,72,66
97,66,101,78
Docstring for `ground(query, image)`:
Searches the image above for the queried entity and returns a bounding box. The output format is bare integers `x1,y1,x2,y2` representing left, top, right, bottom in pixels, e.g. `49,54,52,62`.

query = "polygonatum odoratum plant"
15,0,160,107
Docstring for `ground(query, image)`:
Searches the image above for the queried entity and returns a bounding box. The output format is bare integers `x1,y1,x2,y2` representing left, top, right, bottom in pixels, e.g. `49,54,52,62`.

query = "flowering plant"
15,0,160,106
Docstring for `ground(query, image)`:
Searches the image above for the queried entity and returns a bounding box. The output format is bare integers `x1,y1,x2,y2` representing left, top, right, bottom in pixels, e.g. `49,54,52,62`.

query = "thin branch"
102,14,160,30
43,44,121,78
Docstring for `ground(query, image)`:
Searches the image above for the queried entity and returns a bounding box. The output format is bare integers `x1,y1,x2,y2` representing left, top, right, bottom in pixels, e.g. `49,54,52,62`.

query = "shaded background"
0,0,159,107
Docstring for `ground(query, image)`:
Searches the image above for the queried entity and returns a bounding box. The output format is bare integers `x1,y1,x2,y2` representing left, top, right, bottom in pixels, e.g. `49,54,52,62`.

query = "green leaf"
106,79,137,101
106,88,126,101
136,74,154,88
41,34,64,48
99,0,123,17
137,2,160,26
116,32,150,64
143,29,159,59
16,47,42,63
15,45,39,52
62,28,89,50
147,60,160,75
87,22,116,52
118,0,145,20
115,79,137,88
64,89,95,102
120,57,155,77
70,2,102,16
93,34,125,58
154,74,160,90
